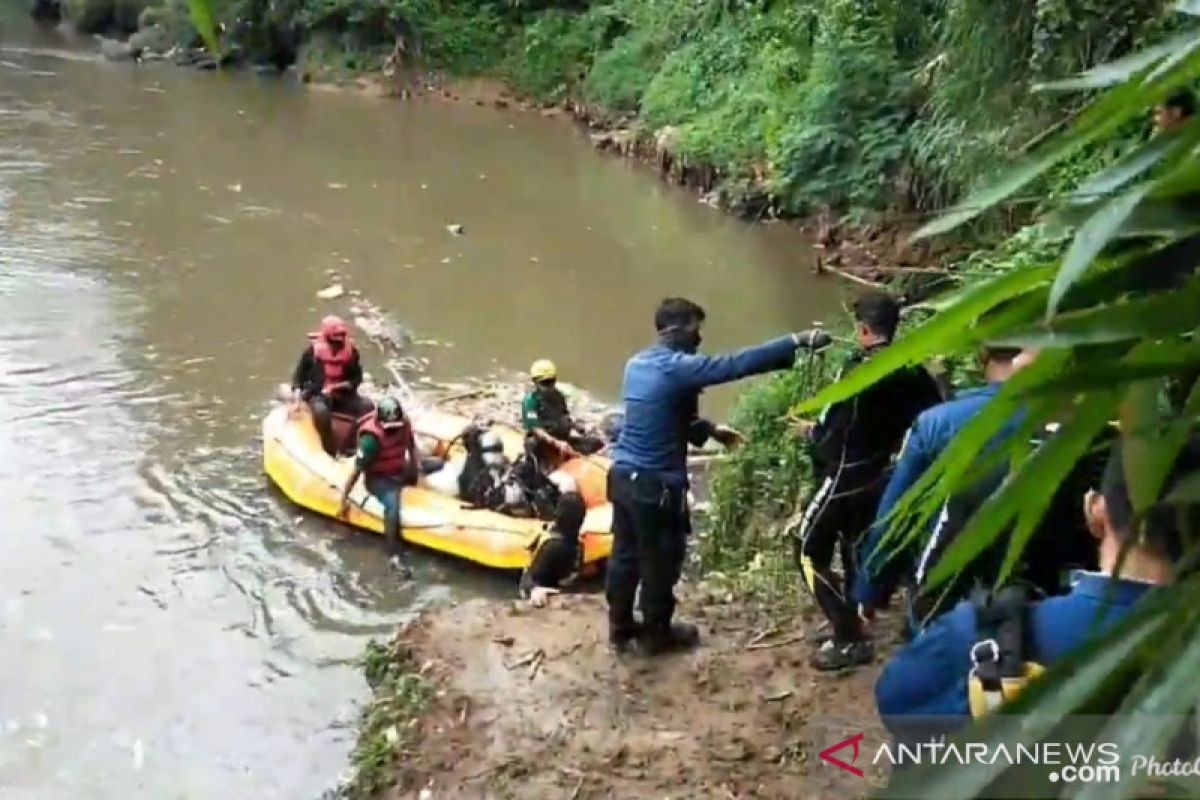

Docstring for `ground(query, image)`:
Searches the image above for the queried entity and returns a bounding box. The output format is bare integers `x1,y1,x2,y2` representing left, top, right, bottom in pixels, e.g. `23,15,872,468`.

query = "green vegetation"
345,638,433,799
112,0,1164,219
805,13,1199,797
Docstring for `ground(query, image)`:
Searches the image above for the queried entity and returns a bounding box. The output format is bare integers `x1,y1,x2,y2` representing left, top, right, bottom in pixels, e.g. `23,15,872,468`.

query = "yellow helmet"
530,359,557,382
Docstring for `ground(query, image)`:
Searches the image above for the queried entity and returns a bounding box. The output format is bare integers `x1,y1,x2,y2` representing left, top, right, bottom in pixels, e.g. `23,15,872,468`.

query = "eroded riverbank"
347,592,889,799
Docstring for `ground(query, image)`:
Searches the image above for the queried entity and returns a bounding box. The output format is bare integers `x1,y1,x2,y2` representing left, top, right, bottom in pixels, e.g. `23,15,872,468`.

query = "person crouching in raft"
522,359,605,464
291,315,370,456
339,396,420,578
519,491,588,607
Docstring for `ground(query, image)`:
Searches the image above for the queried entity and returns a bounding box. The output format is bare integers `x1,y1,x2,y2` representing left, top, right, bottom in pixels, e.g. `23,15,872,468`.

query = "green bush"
582,30,664,113
504,9,609,100
769,0,911,212
704,345,845,573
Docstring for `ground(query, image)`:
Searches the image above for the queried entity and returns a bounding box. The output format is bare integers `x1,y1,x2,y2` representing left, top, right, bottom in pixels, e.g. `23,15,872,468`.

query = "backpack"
967,586,1047,717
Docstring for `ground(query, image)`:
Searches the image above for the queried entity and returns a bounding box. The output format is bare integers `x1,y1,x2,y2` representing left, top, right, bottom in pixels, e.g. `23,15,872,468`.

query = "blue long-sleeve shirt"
853,383,1016,610
611,336,798,486
875,572,1153,735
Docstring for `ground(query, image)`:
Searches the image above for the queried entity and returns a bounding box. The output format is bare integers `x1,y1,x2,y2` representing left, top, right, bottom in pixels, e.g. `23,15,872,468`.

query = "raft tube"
261,405,613,571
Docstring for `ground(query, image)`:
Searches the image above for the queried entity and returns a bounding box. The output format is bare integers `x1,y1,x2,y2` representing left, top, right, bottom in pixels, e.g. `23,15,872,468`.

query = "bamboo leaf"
1166,469,1200,504
922,392,1117,589
1048,184,1152,318
1070,128,1193,204
1121,381,1183,514
1073,607,1200,800
871,355,1069,562
995,392,1120,583
1021,337,1200,396
1047,197,1199,239
187,0,222,60
918,33,1200,238
995,278,1200,348
793,266,1055,415
1035,29,1200,91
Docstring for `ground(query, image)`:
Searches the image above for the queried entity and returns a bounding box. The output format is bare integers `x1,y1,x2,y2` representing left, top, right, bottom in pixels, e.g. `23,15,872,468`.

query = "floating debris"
206,215,231,225
132,739,146,770
327,182,347,190
226,183,242,193
446,223,464,236
440,257,452,264
316,284,345,300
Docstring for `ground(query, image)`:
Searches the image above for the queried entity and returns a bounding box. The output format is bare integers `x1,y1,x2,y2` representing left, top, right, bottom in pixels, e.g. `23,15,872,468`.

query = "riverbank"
344,590,895,799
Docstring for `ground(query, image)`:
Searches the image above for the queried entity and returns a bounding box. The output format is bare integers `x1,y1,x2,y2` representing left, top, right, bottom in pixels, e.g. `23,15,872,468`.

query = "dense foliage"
804,11,1200,797
62,0,1167,217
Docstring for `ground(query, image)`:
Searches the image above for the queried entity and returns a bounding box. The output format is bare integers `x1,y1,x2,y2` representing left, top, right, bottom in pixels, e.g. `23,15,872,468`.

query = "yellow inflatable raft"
262,404,613,571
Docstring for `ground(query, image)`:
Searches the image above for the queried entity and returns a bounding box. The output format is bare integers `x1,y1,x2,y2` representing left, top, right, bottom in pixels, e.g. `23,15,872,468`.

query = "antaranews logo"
817,730,1122,787
820,733,866,777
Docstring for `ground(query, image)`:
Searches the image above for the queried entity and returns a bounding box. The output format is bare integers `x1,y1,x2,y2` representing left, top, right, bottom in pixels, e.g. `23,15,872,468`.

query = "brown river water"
0,16,841,800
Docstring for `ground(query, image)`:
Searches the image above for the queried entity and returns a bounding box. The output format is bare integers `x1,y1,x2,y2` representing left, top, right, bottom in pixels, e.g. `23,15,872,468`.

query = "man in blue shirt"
875,435,1199,737
852,347,1029,627
606,296,830,655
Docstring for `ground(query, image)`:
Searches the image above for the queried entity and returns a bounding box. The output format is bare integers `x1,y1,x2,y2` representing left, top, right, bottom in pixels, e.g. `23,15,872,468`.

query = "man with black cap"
606,296,830,655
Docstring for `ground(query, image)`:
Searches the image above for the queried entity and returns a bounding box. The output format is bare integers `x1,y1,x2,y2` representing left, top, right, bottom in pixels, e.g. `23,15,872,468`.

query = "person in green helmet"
339,395,420,578
521,359,604,466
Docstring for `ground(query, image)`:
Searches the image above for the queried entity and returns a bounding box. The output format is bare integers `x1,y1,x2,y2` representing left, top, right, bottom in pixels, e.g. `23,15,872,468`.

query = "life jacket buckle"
971,638,1000,668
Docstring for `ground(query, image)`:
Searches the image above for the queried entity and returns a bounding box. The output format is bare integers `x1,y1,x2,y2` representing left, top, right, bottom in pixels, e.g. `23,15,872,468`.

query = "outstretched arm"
668,335,798,391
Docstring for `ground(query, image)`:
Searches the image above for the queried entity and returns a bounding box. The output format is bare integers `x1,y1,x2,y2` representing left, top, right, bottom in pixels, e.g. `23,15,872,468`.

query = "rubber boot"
811,638,874,672
609,617,642,654
638,621,701,657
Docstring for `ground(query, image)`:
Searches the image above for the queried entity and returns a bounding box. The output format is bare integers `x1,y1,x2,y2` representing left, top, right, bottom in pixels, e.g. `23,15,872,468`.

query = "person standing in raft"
339,396,420,578
291,315,370,456
607,296,831,656
522,359,605,464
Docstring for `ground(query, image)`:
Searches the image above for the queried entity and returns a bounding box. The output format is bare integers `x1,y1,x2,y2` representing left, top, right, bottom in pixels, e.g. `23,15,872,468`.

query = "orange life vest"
358,412,412,478
312,337,356,394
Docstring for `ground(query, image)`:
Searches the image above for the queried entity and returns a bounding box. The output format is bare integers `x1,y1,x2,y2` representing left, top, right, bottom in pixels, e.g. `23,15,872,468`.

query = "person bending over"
339,396,420,578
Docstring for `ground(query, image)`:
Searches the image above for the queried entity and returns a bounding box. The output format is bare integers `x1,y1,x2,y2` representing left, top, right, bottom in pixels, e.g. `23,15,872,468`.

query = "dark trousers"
604,469,689,637
309,392,369,455
790,471,887,644
366,463,424,560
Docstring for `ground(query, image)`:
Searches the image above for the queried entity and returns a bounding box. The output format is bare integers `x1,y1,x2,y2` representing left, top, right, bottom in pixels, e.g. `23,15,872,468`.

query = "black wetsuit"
791,343,942,645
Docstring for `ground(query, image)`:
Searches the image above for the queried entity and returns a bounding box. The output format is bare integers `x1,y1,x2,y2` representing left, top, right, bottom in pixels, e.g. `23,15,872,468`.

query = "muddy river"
0,16,839,800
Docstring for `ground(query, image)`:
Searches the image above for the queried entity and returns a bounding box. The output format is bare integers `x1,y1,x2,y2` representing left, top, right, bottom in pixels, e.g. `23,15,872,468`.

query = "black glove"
793,328,832,350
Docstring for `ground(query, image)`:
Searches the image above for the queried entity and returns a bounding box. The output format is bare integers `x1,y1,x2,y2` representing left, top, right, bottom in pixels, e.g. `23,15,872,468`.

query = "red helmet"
319,315,348,339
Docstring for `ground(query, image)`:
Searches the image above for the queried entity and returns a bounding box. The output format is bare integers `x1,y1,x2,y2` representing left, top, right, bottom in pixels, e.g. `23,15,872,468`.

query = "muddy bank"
345,591,893,799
